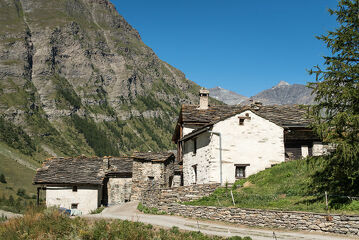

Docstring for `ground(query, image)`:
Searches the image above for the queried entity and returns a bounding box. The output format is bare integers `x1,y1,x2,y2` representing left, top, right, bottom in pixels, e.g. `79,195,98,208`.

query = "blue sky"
111,0,338,97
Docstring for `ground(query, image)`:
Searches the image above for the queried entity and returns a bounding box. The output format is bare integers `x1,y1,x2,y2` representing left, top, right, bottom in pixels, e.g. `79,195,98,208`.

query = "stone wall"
107,178,132,205
132,159,175,200
141,184,219,208
142,184,359,236
157,204,359,236
141,184,359,236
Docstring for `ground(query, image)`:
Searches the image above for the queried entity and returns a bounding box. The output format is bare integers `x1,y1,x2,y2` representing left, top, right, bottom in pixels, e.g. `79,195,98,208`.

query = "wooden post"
230,190,235,206
37,187,40,206
325,191,328,211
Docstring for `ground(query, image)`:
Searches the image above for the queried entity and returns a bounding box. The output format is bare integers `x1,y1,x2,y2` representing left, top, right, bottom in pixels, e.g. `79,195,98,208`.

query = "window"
148,176,154,185
239,118,245,125
235,164,250,179
193,138,197,155
71,203,78,209
169,176,173,187
238,115,251,126
192,165,197,184
72,186,77,192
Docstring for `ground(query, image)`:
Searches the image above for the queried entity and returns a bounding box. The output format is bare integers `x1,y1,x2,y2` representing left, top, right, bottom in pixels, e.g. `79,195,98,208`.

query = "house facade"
173,89,327,186
33,153,175,214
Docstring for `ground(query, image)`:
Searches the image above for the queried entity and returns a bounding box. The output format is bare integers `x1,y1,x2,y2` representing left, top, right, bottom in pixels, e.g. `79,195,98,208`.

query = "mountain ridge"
209,81,315,105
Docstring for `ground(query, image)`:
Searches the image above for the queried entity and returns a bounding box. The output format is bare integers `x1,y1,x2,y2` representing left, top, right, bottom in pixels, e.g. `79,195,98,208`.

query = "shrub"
0,174,6,184
16,188,26,198
90,206,105,214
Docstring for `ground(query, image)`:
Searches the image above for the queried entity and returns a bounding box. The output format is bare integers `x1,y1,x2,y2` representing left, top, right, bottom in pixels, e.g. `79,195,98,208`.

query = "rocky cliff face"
0,0,210,158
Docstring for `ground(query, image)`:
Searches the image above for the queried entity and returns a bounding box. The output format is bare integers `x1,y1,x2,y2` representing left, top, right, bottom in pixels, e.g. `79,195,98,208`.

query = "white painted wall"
301,145,309,158
46,185,101,214
183,125,197,136
183,110,285,185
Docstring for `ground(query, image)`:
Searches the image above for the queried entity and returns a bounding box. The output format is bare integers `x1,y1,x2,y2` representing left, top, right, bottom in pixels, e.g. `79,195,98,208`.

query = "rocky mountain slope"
210,81,315,105
0,0,222,165
248,81,315,105
209,87,248,105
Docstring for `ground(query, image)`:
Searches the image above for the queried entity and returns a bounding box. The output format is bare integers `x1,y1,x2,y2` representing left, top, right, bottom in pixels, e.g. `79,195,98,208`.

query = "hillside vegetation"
0,0,221,163
0,208,251,240
185,159,359,214
0,0,221,208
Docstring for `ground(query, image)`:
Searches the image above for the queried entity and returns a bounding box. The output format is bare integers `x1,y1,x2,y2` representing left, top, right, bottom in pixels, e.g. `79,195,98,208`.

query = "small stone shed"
33,152,175,213
131,152,175,200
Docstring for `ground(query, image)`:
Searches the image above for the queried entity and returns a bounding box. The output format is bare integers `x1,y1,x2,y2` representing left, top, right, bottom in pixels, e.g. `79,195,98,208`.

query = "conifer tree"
309,0,359,195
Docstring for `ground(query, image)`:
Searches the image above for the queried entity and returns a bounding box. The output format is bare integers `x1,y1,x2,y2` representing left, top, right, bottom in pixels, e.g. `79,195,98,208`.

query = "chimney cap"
199,88,209,95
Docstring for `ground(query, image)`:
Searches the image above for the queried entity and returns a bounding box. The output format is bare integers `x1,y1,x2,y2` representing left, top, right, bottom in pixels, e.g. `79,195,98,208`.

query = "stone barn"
131,152,175,200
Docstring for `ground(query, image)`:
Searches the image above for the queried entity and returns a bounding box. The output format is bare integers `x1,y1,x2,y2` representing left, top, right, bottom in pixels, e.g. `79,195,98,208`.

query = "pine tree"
308,0,359,195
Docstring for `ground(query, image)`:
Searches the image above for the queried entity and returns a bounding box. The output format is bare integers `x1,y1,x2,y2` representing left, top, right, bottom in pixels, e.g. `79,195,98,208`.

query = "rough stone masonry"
141,184,359,236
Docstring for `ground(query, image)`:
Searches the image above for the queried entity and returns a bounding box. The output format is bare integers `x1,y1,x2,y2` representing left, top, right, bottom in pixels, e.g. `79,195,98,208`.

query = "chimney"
103,156,110,171
251,101,262,110
198,88,209,110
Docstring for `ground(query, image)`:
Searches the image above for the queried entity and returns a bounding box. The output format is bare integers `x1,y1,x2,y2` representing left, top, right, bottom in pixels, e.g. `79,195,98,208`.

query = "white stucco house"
172,89,327,186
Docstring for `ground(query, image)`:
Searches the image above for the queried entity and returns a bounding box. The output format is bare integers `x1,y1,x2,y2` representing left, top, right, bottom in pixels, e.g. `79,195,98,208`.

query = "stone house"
33,153,175,214
172,90,327,186
130,152,175,200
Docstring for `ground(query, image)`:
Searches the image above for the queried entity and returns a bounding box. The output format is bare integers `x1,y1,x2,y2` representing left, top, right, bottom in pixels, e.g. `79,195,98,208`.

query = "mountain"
0,0,226,197
209,87,248,105
247,81,315,105
210,81,315,105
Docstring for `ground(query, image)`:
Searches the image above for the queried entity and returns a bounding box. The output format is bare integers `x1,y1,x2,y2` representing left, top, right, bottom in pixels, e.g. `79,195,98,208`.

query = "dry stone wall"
141,184,219,207
141,184,359,236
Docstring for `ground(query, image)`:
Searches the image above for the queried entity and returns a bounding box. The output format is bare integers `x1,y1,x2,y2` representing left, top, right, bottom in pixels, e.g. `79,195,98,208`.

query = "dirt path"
86,202,354,240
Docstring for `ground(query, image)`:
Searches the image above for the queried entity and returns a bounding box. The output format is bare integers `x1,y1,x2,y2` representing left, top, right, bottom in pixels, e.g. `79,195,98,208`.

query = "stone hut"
131,152,175,200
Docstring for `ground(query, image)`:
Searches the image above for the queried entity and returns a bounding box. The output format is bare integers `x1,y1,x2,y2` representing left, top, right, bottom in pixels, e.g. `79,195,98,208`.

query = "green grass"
185,159,359,214
137,202,166,215
0,208,251,240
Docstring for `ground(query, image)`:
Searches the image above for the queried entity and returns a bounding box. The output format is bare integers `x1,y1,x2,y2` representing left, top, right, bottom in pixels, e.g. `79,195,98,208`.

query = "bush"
90,206,105,214
0,174,6,184
16,188,26,198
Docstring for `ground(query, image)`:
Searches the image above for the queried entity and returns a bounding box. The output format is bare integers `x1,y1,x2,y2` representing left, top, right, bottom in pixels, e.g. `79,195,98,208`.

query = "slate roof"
181,105,310,127
131,152,175,162
33,156,133,185
173,104,311,142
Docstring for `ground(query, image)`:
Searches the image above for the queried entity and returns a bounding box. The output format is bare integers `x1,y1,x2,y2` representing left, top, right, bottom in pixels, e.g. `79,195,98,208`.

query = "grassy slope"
0,143,40,198
186,159,359,214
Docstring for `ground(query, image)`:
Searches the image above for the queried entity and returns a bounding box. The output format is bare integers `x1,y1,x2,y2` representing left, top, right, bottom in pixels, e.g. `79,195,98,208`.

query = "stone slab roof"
132,152,175,162
181,105,310,127
34,156,133,185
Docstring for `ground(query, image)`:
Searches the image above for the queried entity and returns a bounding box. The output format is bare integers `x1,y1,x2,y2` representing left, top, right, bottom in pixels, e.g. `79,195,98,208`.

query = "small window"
192,165,197,184
72,186,77,192
148,176,154,185
71,203,78,209
239,118,245,125
193,138,197,154
235,166,248,179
